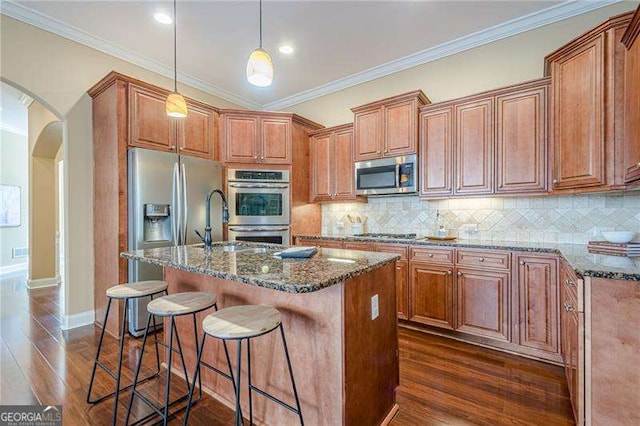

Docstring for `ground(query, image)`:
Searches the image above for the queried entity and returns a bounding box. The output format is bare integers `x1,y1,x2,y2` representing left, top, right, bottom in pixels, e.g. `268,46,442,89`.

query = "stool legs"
279,324,304,426
87,297,112,404
125,313,152,426
247,339,253,426
234,339,243,426
112,298,129,426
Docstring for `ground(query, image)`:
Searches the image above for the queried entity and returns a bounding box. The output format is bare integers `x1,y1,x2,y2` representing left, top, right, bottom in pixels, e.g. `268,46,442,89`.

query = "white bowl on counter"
601,231,636,244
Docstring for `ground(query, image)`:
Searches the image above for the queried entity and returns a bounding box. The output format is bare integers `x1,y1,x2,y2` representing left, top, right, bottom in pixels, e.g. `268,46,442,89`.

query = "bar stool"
87,280,168,426
125,291,224,426
183,305,304,426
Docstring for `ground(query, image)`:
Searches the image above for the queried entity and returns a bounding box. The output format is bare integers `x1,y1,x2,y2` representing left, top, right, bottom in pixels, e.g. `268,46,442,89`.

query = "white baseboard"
0,262,28,275
60,310,95,330
26,275,61,289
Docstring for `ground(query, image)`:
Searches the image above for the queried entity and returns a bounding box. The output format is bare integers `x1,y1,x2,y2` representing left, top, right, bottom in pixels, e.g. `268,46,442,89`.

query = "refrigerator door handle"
172,162,180,245
181,162,188,245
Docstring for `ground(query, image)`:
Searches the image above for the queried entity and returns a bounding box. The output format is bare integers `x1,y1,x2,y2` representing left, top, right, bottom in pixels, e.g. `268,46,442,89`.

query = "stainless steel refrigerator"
127,148,223,336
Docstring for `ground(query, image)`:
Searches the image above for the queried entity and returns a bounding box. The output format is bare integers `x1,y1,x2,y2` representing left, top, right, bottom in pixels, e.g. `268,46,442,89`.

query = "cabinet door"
420,107,453,197
343,241,375,251
129,84,175,151
396,260,409,320
454,98,494,195
551,35,605,190
223,114,258,163
409,262,455,330
625,28,640,183
496,86,547,194
315,240,345,249
384,99,416,156
334,129,356,200
310,134,333,202
354,108,382,161
561,283,584,425
260,117,291,164
456,268,510,342
178,102,216,160
516,255,559,354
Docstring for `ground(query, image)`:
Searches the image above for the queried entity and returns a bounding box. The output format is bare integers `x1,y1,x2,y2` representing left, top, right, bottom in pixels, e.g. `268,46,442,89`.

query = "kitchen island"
122,242,400,426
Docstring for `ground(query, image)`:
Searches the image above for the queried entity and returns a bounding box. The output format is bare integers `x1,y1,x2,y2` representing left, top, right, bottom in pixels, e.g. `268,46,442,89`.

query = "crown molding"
263,0,622,111
0,122,28,137
0,1,262,110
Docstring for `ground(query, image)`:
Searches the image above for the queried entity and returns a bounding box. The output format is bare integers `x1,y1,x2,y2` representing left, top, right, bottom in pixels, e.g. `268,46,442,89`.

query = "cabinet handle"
171,145,176,150
447,270,452,275
552,179,558,185
567,279,574,287
499,184,504,188
377,150,381,154
428,253,434,258
261,156,264,160
564,302,575,312
637,162,640,168
254,156,258,160
519,260,525,266
478,257,485,262
457,271,462,276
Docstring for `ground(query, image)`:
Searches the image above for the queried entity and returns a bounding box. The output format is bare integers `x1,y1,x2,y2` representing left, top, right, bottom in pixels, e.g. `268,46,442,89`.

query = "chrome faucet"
195,189,229,251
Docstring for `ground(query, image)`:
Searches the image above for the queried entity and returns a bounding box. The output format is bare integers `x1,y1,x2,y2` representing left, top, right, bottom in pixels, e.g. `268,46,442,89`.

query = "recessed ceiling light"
279,45,294,55
154,12,173,25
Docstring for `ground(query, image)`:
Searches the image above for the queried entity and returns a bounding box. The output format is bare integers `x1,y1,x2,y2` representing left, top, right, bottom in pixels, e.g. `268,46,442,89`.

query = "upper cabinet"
309,124,360,202
221,111,292,164
129,84,176,152
420,79,549,199
178,100,217,160
623,6,640,184
352,91,429,162
545,13,633,192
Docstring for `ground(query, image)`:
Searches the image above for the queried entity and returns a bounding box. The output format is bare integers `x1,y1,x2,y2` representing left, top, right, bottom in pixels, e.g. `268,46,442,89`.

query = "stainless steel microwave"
354,154,417,196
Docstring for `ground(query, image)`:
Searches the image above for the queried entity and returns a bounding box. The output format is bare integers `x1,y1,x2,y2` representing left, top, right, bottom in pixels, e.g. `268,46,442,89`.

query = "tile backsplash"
321,192,640,244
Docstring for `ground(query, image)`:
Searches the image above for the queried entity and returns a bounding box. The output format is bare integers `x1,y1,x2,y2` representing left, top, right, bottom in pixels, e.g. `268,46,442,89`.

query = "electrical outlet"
371,294,379,320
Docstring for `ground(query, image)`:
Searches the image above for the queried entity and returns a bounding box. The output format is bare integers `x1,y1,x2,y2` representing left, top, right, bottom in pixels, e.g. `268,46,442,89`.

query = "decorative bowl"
601,231,636,244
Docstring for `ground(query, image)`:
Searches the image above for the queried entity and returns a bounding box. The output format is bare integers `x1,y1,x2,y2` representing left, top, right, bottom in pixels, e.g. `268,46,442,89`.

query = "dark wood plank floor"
0,271,574,425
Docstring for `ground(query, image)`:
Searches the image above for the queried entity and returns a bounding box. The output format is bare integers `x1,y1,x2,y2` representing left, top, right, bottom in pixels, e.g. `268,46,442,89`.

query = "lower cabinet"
409,262,455,330
456,267,510,342
515,255,560,357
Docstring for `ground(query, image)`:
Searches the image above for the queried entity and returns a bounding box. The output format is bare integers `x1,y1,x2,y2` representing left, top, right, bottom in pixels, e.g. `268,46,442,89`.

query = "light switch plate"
371,294,379,320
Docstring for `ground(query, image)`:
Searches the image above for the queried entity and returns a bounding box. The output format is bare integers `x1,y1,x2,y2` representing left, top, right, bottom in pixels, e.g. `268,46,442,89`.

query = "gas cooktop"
353,233,417,239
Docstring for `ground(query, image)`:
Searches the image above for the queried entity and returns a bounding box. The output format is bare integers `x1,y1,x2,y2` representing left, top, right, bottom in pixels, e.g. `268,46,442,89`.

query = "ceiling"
0,81,29,136
3,1,619,109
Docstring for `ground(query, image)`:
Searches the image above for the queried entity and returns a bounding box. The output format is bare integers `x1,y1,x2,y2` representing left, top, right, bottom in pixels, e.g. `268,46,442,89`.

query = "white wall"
0,130,29,269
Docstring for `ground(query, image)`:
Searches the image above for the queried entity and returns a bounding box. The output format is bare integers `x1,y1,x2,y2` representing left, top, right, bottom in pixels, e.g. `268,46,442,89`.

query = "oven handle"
229,183,289,189
229,226,290,232
395,164,400,188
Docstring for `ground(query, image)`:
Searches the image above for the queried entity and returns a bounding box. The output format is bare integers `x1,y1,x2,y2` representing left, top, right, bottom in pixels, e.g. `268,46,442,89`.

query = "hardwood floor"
0,271,574,425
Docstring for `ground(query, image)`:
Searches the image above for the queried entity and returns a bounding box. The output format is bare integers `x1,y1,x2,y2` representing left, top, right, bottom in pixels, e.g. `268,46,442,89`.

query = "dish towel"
274,246,318,258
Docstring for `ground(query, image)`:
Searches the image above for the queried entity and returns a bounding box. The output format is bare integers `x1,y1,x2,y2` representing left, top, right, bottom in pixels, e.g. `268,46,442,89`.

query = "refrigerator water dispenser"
144,203,170,242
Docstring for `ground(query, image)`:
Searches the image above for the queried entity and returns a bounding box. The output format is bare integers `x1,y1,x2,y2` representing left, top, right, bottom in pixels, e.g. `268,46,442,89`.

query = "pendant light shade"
247,47,273,87
247,0,273,87
166,92,188,117
166,0,187,117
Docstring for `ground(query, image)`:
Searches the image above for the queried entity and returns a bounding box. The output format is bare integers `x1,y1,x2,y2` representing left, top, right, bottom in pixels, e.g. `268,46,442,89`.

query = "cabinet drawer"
410,247,454,265
456,250,510,270
374,243,408,260
343,241,375,251
560,261,583,312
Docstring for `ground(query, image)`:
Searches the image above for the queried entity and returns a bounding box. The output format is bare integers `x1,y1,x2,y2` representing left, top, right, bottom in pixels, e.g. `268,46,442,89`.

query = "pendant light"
166,0,188,117
246,0,273,87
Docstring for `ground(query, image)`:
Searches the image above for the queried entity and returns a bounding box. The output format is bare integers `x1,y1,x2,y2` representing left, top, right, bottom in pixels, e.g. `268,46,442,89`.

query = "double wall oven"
227,169,290,244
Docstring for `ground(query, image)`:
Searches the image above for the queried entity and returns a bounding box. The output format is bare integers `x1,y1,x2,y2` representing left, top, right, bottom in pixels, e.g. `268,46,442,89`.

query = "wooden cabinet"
222,111,292,164
409,262,455,330
419,107,453,197
560,262,584,425
456,267,510,342
352,91,429,162
343,241,374,251
420,79,548,199
455,98,494,195
128,83,218,160
129,84,176,152
623,7,640,184
496,86,547,194
515,255,559,357
375,243,409,320
309,124,358,202
546,13,632,192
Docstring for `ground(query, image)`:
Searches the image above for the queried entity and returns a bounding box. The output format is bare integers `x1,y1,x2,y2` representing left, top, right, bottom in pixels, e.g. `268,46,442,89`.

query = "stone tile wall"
321,193,640,244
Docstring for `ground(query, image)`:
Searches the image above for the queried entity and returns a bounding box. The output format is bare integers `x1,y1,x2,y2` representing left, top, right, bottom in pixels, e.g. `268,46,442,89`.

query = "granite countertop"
121,241,400,294
295,235,640,282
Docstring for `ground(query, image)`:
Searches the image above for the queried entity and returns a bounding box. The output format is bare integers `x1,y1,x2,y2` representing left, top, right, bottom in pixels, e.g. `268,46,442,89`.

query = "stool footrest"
127,388,196,426
87,361,160,404
249,384,301,415
199,360,234,383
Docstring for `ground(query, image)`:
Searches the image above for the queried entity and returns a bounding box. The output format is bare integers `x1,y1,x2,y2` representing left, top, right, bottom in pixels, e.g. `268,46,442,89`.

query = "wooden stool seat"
105,280,168,299
202,305,281,340
147,292,217,317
